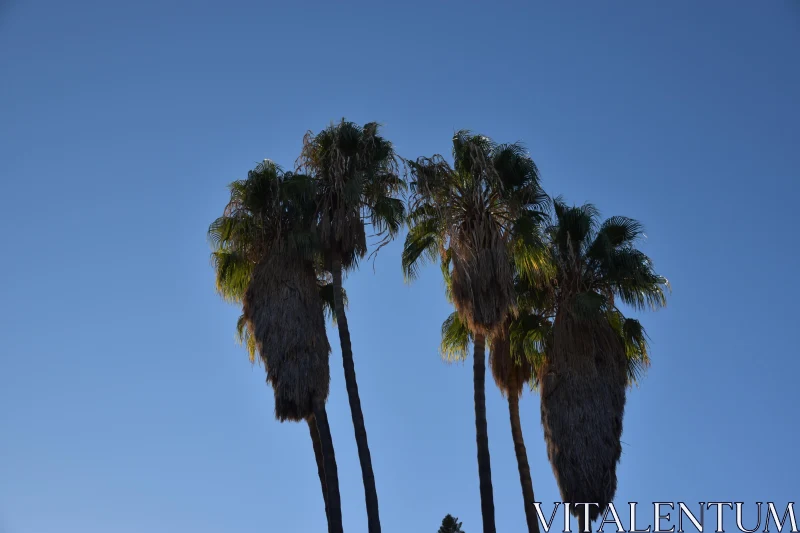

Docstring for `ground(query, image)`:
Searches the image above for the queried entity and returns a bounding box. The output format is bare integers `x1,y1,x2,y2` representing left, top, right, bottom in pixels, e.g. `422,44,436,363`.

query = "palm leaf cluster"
298,120,405,270
404,131,548,337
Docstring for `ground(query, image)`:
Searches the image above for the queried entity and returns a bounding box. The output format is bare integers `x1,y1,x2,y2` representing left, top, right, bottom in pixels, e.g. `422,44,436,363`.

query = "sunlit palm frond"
211,249,254,303
235,313,258,364
440,312,472,362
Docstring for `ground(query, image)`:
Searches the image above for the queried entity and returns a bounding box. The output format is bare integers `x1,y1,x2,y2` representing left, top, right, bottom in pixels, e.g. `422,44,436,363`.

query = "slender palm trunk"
508,394,540,533
332,252,381,533
307,415,330,530
473,333,496,533
312,399,343,533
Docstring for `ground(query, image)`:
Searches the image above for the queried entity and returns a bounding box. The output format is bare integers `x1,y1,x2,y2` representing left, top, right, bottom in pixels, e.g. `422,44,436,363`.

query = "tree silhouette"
439,514,465,533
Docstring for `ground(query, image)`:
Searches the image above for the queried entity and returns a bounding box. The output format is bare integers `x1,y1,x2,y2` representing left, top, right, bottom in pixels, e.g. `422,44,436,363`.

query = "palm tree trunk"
312,399,343,533
508,394,540,533
332,252,381,533
307,415,330,530
473,333,496,533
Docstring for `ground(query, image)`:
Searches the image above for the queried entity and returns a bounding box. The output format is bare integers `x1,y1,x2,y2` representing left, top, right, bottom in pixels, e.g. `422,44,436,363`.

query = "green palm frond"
606,310,651,386
511,230,555,287
402,214,442,281
211,249,254,303
509,310,550,368
601,248,669,310
440,249,454,303
440,311,472,362
621,317,650,385
594,216,644,248
371,195,406,238
235,313,258,364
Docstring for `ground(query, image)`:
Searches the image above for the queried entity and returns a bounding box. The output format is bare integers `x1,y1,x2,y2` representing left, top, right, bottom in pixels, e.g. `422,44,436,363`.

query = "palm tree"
403,131,546,533
208,160,344,533
297,120,406,533
440,309,545,533
491,321,540,533
537,199,668,530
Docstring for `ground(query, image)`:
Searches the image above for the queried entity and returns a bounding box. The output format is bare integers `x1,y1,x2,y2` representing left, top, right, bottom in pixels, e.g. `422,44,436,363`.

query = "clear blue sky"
1,2,798,532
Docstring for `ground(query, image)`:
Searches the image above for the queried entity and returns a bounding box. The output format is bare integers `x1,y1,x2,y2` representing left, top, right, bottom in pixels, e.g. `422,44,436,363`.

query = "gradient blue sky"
1,2,798,532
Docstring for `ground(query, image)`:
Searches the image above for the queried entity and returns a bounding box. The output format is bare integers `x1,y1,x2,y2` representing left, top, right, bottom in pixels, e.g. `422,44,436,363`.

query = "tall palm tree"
537,199,668,530
297,120,406,533
403,132,546,533
440,292,548,533
208,160,344,533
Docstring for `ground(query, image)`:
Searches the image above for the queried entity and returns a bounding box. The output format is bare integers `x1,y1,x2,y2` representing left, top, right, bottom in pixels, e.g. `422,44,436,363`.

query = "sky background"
1,1,799,532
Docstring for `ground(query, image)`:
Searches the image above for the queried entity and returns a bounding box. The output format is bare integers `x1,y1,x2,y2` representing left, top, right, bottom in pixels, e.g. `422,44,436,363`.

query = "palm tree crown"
209,160,316,302
297,119,405,267
403,131,548,336
546,198,668,316
208,159,327,420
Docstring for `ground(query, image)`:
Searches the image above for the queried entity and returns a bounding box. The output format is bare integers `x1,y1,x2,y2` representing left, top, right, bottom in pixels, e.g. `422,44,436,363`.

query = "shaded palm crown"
208,160,330,421
537,199,668,523
209,160,316,303
545,199,667,317
403,131,548,336
297,119,406,268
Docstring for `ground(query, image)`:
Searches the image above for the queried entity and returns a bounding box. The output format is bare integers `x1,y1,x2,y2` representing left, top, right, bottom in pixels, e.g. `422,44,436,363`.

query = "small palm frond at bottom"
236,313,258,364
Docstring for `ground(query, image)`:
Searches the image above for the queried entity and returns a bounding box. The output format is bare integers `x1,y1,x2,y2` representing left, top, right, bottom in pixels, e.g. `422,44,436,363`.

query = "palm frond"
371,196,406,237
235,313,258,364
509,310,550,371
602,248,669,310
401,214,441,281
211,249,254,303
440,311,471,362
621,317,650,385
